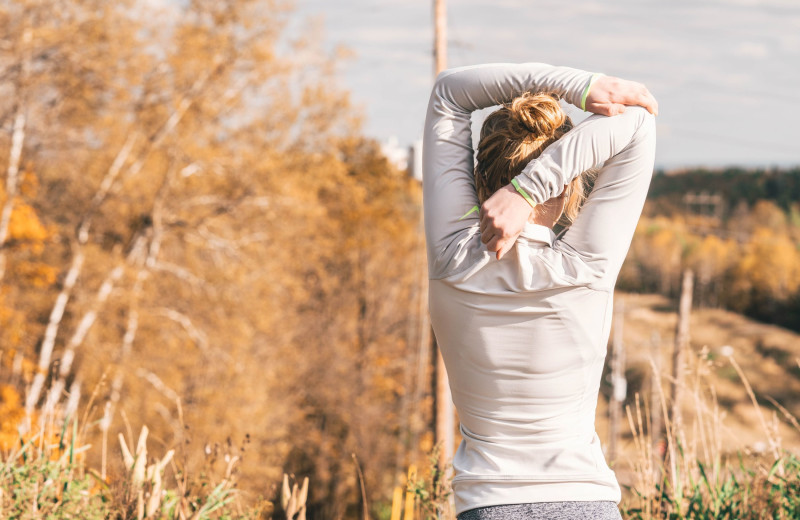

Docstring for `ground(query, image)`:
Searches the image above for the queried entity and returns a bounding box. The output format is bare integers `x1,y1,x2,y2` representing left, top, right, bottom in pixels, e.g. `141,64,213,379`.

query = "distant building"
380,136,409,172
409,139,423,182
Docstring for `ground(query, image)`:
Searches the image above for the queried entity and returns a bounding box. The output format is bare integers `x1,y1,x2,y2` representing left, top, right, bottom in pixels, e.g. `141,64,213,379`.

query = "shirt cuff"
510,178,537,209
580,73,605,112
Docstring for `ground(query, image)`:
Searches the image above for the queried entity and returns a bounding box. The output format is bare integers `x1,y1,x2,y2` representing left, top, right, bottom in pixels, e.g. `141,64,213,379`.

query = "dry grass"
607,292,800,519
0,377,275,519
600,291,800,469
4,290,800,518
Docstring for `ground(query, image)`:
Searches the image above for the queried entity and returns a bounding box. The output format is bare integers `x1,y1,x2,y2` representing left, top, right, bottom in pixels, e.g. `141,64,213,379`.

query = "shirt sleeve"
422,63,594,279
513,107,657,289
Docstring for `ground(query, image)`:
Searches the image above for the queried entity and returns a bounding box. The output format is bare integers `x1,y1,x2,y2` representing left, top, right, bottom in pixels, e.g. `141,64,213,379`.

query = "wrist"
510,179,537,210
581,73,604,111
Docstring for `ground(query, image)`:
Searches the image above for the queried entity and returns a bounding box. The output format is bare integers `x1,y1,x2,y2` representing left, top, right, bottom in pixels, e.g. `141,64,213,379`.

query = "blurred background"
1,1,799,519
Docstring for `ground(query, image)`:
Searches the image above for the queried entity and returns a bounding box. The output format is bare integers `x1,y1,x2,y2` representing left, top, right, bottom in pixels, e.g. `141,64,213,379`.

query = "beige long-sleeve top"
422,63,656,515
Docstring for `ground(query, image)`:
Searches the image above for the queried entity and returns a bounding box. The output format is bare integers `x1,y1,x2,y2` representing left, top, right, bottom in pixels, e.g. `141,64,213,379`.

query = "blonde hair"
475,92,595,224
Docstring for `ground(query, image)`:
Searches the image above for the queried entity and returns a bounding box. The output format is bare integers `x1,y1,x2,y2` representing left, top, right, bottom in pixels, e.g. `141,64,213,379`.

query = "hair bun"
475,90,574,206
508,92,566,140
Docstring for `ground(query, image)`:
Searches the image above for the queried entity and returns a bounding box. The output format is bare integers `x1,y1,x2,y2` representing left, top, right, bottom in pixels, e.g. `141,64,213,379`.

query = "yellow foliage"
688,234,737,281
0,299,27,350
419,431,434,455
0,1,421,514
19,166,39,198
751,200,788,233
0,384,25,451
8,201,49,247
628,208,800,312
12,260,58,287
734,226,800,300
0,348,39,382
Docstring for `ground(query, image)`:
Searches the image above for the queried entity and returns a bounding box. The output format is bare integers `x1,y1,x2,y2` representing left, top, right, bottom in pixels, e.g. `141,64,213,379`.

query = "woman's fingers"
484,234,512,259
484,233,501,252
479,184,533,258
585,101,627,117
599,103,627,116
495,234,519,260
481,226,496,245
484,232,522,259
587,76,659,116
632,84,659,116
641,90,659,116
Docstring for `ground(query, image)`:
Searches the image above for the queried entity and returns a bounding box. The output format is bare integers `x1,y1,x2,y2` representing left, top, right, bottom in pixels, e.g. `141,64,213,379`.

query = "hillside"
597,291,800,491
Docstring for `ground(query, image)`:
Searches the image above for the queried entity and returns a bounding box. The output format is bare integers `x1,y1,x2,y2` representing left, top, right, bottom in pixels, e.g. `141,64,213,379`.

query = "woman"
422,63,657,520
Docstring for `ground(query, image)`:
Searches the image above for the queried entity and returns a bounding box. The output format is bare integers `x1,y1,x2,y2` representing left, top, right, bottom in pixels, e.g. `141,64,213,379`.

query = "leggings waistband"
457,501,622,520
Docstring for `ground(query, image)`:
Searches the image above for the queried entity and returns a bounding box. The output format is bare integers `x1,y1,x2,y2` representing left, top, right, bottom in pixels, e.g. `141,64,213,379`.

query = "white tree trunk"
0,27,30,282
26,249,84,413
78,132,137,244
58,265,126,378
30,58,231,416
0,106,28,282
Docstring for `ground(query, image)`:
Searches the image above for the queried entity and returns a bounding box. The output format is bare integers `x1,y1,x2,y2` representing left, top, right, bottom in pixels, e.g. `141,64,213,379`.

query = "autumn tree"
621,190,800,331
1,0,426,517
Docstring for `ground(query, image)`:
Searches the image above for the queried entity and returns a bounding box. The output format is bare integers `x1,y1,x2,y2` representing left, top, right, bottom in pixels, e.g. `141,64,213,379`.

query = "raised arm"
422,63,594,278
512,108,654,207
555,107,656,288
478,107,656,288
479,75,658,258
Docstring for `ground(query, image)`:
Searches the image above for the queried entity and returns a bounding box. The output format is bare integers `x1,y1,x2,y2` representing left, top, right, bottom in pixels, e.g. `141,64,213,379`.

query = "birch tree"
1,1,424,515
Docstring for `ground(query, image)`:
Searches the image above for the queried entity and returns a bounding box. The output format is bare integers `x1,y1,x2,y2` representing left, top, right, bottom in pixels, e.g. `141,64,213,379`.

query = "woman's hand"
479,184,535,260
480,75,658,259
585,76,658,117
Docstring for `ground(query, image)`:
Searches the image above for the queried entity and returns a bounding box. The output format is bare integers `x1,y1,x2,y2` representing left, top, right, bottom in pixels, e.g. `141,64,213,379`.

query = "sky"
293,0,800,169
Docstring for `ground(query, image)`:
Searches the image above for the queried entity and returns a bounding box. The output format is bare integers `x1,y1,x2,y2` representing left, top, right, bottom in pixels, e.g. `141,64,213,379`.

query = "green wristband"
581,73,603,112
510,178,536,209
458,205,479,221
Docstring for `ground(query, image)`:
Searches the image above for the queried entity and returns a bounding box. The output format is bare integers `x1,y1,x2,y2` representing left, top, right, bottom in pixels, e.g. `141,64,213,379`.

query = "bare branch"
135,368,180,403
151,261,208,290
155,307,209,352
188,226,243,259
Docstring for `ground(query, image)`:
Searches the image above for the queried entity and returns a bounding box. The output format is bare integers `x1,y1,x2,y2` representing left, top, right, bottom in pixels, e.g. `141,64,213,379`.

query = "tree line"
619,169,800,331
648,167,800,214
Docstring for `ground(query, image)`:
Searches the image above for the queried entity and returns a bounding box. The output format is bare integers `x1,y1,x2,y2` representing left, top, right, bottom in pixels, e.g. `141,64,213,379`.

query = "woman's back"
430,227,620,512
422,63,656,516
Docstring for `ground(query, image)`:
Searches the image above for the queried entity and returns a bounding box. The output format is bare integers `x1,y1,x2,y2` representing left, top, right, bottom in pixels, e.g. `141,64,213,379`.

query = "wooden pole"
671,269,694,433
432,0,454,475
434,341,454,472
390,486,403,520
434,0,447,76
608,299,626,463
403,465,417,520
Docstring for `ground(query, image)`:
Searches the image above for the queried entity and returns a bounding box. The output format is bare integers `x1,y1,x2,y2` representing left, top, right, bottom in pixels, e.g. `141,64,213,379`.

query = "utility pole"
432,0,455,475
434,0,447,76
671,269,694,434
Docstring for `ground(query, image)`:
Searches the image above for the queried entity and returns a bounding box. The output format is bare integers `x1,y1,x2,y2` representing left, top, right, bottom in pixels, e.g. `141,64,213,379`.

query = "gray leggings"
457,501,622,520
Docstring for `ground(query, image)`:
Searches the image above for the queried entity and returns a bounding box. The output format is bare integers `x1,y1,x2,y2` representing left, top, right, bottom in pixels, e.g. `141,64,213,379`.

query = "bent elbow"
628,106,657,156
